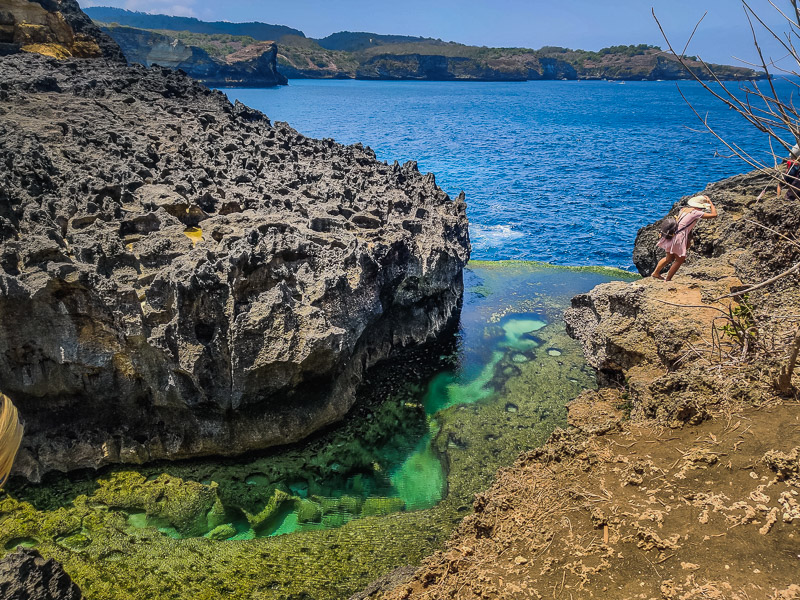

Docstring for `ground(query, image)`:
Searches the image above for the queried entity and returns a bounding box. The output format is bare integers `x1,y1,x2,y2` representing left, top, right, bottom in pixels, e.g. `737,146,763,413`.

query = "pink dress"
656,209,704,257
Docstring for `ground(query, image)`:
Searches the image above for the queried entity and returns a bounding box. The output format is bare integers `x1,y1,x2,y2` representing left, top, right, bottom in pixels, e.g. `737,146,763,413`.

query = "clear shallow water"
3,263,635,599
222,79,791,269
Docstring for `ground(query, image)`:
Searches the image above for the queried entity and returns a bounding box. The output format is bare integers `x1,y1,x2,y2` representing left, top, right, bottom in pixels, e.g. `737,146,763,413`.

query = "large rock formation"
0,547,83,599
0,50,469,482
101,25,287,87
566,170,800,422
0,0,123,61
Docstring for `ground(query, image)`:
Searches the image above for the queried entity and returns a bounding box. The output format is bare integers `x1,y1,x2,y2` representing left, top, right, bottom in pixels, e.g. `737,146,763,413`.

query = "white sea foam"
470,224,524,248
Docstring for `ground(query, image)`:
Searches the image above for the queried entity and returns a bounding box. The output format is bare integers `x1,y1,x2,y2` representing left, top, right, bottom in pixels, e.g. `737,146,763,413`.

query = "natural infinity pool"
0,261,635,599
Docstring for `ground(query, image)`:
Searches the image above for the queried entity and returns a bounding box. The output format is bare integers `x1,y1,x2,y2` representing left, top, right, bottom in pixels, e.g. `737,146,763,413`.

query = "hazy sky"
78,0,794,66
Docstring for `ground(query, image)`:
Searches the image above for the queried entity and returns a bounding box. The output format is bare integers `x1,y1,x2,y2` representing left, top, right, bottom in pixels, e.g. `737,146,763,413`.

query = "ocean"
222,78,786,270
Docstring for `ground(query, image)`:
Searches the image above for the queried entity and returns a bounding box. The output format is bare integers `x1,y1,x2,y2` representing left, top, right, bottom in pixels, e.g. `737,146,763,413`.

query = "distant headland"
85,6,765,84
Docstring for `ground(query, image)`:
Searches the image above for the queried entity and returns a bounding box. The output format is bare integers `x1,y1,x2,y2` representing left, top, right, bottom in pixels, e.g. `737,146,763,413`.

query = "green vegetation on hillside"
84,6,304,40
149,30,260,57
316,31,450,52
98,23,262,57
93,15,763,82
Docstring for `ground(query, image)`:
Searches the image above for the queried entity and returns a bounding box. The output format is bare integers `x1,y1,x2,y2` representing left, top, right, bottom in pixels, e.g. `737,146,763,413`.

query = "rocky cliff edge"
0,0,123,61
567,170,799,424
0,51,469,482
101,25,288,87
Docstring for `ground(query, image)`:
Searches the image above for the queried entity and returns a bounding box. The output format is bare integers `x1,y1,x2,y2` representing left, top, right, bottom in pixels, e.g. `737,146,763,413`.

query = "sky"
77,0,795,67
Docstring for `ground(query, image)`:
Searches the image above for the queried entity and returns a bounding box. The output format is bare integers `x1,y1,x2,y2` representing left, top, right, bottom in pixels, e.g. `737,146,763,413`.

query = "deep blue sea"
222,79,788,270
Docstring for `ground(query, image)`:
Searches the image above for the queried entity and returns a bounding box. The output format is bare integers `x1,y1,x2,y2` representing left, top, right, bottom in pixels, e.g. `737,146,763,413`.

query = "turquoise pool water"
1,262,638,600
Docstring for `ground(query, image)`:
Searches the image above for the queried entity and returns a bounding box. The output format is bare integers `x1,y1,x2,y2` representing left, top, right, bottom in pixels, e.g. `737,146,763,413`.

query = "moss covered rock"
245,488,292,532
296,499,323,524
205,524,236,540
92,472,221,537
361,497,406,517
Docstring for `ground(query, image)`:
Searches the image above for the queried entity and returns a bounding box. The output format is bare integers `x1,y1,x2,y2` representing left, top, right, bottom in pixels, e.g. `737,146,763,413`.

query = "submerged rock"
361,497,405,517
0,547,83,600
0,44,469,480
93,472,225,537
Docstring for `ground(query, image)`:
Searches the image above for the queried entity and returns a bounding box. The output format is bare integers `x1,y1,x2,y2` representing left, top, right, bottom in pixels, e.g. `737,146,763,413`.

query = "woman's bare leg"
651,253,674,279
665,256,686,281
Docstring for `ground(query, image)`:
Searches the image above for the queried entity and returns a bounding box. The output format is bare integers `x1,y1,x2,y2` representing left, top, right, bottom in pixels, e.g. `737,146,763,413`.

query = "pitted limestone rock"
0,52,470,481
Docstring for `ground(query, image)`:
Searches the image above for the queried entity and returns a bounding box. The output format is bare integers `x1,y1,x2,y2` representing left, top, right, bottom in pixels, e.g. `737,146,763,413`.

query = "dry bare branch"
776,329,800,393
713,261,800,301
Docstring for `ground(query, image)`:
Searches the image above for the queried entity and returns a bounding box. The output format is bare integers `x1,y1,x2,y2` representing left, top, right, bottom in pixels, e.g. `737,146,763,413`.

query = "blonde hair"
0,394,23,487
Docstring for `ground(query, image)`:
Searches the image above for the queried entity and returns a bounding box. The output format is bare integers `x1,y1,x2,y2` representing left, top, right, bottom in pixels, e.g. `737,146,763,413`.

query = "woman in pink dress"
651,195,717,280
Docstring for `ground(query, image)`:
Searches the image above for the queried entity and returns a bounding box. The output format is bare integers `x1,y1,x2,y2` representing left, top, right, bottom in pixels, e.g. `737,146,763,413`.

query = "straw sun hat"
687,195,711,210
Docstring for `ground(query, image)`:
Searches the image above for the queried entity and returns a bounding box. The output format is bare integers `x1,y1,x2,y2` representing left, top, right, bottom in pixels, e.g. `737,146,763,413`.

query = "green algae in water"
389,433,445,510
244,474,270,486
500,316,546,351
4,537,38,550
422,350,502,414
1,260,634,600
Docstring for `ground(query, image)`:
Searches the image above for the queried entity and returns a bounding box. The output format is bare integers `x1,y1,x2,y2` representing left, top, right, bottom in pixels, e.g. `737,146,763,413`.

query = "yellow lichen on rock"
112,353,137,379
183,226,203,245
70,37,102,57
20,43,72,59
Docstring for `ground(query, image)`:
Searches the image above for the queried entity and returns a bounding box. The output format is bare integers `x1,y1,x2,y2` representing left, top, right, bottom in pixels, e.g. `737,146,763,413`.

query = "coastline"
1,260,628,599
1,3,797,598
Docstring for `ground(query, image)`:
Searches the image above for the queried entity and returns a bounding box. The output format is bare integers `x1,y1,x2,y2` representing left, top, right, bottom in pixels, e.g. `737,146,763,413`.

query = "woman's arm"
701,196,718,219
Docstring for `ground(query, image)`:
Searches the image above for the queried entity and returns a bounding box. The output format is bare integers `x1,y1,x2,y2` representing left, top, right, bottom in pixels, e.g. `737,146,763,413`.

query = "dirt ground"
380,394,800,600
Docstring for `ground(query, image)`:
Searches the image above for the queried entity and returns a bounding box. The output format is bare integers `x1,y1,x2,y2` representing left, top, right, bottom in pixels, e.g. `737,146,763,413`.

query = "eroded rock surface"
0,547,83,599
632,170,800,279
0,52,469,481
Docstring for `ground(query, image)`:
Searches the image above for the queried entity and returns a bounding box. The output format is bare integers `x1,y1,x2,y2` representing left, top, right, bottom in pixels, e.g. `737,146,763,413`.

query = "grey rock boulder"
0,53,470,481
0,547,83,600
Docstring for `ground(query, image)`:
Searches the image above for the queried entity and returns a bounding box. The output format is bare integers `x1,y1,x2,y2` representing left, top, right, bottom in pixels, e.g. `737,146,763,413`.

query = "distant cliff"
85,8,764,83
352,53,577,81
101,25,287,87
287,45,759,82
